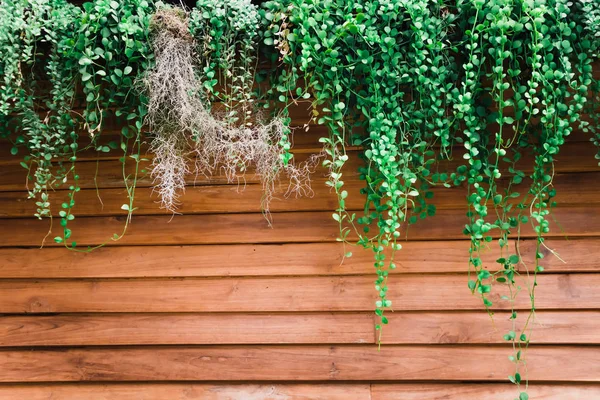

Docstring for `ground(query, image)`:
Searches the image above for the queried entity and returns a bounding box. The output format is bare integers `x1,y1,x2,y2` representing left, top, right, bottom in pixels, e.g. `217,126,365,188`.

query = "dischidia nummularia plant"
262,0,598,397
2,1,600,396
0,0,81,227
0,0,155,250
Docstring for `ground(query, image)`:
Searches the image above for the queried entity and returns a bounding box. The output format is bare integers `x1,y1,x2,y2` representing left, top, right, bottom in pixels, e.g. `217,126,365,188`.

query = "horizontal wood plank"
0,125,333,165
381,311,600,344
1,311,598,347
3,171,600,218
0,383,369,400
0,313,374,346
518,238,600,273
1,205,599,247
0,179,364,218
371,383,600,400
1,141,597,192
0,241,497,278
0,383,597,400
0,238,596,278
0,274,597,313
0,150,344,192
0,345,598,382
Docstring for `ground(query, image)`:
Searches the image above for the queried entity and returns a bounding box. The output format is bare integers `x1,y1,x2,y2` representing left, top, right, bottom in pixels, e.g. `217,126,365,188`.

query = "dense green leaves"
261,0,600,396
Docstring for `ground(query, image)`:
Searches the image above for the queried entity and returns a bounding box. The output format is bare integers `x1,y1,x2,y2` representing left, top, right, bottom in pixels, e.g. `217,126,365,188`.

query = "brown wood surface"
0,274,596,313
2,171,600,218
0,150,343,191
0,383,370,400
0,383,597,400
0,313,375,346
1,205,598,247
0,141,597,192
0,125,333,165
1,89,598,396
0,311,598,347
0,238,596,278
381,310,600,344
371,383,600,400
0,345,598,382
0,241,491,278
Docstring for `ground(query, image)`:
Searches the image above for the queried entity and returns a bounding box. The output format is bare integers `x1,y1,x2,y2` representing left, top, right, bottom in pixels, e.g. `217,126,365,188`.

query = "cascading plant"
262,0,599,397
0,0,81,227
262,0,461,341
2,1,600,397
0,0,155,250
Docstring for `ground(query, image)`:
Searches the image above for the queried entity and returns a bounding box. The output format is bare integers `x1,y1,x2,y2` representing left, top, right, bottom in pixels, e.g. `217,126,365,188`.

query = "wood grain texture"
3,171,599,218
518,238,600,272
0,125,333,165
1,205,598,247
0,345,598,382
1,311,598,347
381,311,600,344
371,383,600,400
0,274,597,313
0,383,597,400
0,383,370,400
1,110,594,163
0,141,597,192
0,238,595,278
0,313,374,346
0,151,355,192
0,178,363,218
0,241,496,278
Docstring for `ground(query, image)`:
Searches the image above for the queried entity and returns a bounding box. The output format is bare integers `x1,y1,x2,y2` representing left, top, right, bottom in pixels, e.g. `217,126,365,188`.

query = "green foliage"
68,0,154,247
0,0,153,249
262,0,460,337
261,0,599,396
0,0,80,222
2,0,600,395
190,0,260,114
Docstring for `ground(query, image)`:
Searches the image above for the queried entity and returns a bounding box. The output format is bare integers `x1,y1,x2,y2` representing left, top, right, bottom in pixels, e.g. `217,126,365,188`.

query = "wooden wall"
0,106,599,399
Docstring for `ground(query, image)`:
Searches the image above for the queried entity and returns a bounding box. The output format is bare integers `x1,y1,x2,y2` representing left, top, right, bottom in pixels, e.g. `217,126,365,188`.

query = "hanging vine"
0,0,81,224
2,0,600,396
262,0,598,397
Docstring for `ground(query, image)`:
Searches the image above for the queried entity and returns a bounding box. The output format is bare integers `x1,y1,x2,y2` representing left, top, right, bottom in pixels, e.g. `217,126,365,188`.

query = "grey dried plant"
142,5,315,218
141,6,202,211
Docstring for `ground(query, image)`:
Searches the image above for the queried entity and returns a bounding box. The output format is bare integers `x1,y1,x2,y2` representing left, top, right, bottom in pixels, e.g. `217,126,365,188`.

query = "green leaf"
515,373,521,384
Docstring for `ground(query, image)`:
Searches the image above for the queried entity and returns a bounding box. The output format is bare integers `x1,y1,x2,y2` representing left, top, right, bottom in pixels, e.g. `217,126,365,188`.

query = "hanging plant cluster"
260,0,600,397
2,0,600,397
